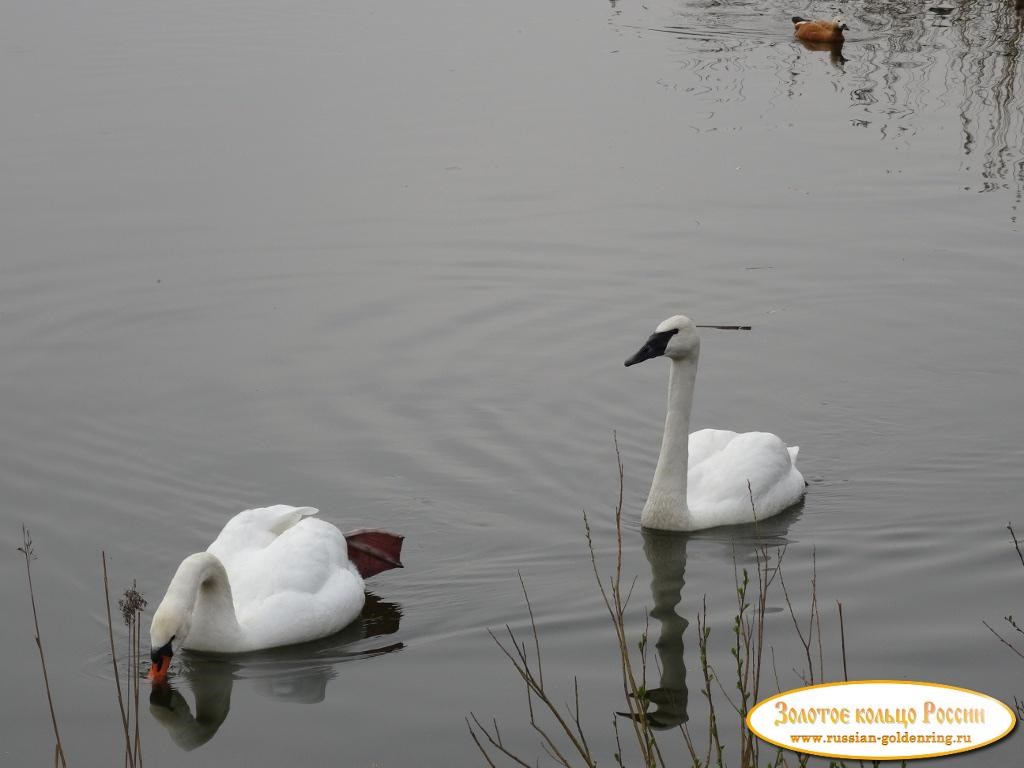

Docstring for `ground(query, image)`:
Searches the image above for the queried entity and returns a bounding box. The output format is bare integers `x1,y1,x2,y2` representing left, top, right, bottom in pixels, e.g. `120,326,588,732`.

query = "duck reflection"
149,592,402,750
798,39,847,67
633,507,799,729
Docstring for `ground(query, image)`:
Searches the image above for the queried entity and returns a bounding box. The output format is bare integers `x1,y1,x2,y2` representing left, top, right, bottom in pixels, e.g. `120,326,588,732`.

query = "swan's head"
624,315,700,367
149,600,191,683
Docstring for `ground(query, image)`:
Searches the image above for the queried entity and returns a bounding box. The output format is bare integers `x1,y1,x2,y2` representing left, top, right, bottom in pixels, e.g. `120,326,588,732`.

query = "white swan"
148,505,403,681
624,315,805,531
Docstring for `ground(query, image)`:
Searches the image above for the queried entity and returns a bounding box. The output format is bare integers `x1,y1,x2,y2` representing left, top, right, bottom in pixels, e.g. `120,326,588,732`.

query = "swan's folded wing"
688,431,804,527
229,518,365,647
208,505,319,565
237,568,365,650
688,429,740,467
220,517,346,600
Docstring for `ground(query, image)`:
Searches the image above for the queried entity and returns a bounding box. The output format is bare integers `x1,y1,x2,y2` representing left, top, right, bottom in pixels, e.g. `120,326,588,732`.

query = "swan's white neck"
162,553,244,652
642,353,698,530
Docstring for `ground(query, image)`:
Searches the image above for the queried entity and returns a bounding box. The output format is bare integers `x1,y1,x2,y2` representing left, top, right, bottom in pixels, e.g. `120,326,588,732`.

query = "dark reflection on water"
799,40,847,68
628,509,798,730
951,1,1024,196
635,529,690,729
148,593,401,751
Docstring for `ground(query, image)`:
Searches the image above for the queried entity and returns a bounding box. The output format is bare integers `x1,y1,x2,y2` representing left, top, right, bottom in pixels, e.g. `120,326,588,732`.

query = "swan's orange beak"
148,655,170,683
149,642,173,683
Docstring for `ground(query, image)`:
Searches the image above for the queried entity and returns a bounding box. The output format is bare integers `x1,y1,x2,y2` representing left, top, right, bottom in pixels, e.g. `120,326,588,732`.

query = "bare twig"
478,612,597,767
467,713,533,768
812,551,823,685
612,715,626,768
1008,523,1024,570
983,621,1024,659
518,571,543,689
985,524,1024,666
838,601,848,682
778,555,819,686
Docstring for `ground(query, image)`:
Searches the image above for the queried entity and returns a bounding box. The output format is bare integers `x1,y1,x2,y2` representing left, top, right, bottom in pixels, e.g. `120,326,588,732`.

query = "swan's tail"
344,529,405,579
788,445,800,463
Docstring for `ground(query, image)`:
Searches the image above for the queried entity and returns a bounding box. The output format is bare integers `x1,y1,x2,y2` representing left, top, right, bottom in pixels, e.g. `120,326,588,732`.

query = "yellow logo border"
745,679,1018,761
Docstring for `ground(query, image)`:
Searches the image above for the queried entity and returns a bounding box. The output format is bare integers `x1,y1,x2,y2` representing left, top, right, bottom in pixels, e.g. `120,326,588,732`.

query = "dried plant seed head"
119,581,147,625
18,525,37,560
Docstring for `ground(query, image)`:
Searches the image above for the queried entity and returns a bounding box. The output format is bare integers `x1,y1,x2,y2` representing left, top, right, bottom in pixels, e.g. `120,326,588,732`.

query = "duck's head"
624,315,700,366
149,602,190,683
834,16,849,30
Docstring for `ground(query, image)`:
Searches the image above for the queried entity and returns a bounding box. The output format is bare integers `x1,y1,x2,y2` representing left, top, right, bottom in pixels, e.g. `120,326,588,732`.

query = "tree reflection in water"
850,0,1024,204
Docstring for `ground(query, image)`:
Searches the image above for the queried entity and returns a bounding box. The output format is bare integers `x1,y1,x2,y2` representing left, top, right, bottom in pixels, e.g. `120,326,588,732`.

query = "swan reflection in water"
631,507,799,729
149,592,402,750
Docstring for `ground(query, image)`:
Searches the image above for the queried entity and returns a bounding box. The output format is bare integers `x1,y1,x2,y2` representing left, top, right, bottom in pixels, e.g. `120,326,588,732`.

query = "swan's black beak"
624,342,660,367
625,329,678,367
149,641,173,683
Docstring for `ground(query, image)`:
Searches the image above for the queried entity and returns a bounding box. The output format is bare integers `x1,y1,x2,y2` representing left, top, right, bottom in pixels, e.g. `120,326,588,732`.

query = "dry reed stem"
837,602,848,682
134,615,143,766
102,553,135,768
19,530,147,766
17,527,67,768
118,581,147,767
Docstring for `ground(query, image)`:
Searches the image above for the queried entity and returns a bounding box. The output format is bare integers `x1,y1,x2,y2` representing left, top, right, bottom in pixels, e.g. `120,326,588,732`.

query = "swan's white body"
626,315,805,531
151,505,365,654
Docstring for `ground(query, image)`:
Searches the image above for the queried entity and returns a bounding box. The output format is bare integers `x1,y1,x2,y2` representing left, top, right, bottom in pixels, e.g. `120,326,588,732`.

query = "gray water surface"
2,0,1022,765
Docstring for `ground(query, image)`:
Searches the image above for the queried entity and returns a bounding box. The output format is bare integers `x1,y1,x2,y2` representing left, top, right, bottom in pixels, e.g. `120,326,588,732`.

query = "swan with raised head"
148,505,403,681
625,315,805,531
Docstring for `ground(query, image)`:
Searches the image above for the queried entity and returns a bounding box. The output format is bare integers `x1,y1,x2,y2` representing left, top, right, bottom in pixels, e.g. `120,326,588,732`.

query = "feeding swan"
624,315,805,531
149,505,403,681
